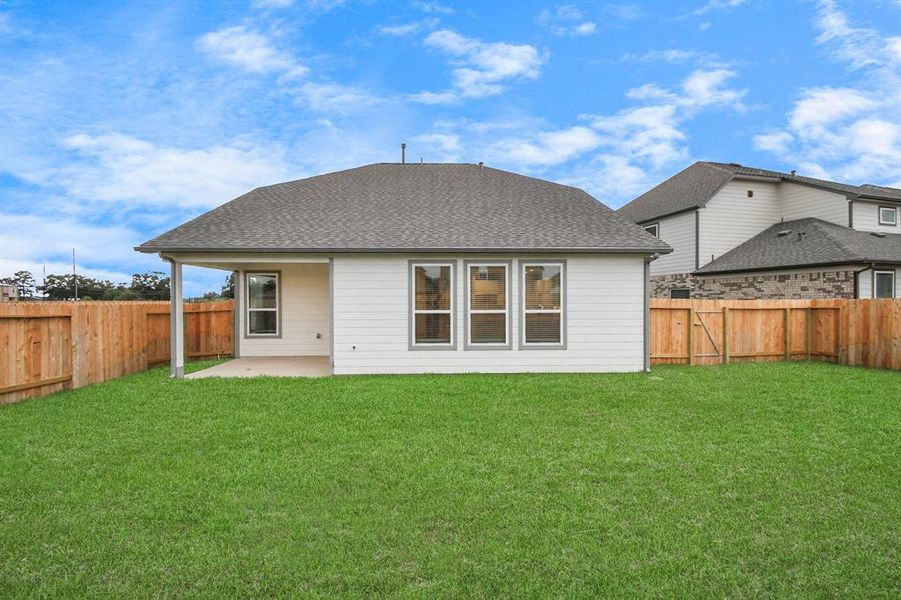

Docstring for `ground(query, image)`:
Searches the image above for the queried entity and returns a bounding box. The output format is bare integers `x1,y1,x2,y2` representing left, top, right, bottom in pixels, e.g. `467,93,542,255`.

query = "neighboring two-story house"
617,161,901,299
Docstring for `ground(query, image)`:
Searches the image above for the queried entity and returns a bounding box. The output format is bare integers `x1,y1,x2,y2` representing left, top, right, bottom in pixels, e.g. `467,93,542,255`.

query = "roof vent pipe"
478,161,484,169
791,169,797,176
401,143,406,164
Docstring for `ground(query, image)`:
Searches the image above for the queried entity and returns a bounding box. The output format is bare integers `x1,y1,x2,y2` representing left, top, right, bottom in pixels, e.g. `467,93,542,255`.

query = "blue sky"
1,0,899,296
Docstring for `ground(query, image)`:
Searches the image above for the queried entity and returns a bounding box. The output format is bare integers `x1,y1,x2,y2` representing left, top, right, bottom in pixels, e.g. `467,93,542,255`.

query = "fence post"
806,307,813,360
784,307,791,361
688,306,695,366
722,306,730,364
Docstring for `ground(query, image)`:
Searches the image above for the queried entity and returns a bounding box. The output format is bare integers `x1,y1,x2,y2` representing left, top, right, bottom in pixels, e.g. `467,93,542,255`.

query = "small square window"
878,206,897,226
643,223,659,238
670,288,690,299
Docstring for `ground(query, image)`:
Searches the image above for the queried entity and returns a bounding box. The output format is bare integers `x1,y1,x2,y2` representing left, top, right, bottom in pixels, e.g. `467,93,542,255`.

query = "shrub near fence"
0,300,233,405
651,298,900,370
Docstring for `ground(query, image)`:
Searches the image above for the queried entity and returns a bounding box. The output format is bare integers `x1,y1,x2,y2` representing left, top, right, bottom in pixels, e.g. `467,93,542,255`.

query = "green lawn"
1,362,899,597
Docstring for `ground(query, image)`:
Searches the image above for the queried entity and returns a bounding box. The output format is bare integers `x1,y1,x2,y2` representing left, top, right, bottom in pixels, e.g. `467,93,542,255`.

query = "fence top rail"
0,314,72,319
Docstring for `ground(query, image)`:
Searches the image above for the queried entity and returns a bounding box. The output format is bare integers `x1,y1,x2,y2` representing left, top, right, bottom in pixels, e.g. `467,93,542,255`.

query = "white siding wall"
332,253,646,374
649,211,696,275
698,180,780,267
852,200,901,234
238,263,330,356
779,183,848,224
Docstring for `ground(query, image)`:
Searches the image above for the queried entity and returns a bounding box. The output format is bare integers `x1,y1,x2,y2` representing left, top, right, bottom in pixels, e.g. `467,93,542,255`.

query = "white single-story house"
136,163,670,377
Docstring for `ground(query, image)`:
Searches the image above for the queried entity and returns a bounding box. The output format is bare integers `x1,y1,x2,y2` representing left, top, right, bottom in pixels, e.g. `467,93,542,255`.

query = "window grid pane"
875,273,894,298
415,266,451,310
413,264,453,345
523,264,562,345
246,273,278,335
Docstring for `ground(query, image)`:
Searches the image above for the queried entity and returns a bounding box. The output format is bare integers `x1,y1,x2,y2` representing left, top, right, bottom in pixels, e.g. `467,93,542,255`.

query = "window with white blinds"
411,263,454,347
467,263,509,347
521,262,564,347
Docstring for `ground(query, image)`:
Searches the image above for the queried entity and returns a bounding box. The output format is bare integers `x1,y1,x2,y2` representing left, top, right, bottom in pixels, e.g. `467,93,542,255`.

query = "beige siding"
852,200,901,234
779,183,848,224
649,211,696,275
332,254,646,374
238,263,330,356
698,180,780,267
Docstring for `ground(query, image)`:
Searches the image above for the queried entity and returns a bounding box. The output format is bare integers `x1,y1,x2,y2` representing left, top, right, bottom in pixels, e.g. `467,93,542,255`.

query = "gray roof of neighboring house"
137,163,671,254
617,161,901,224
695,217,901,275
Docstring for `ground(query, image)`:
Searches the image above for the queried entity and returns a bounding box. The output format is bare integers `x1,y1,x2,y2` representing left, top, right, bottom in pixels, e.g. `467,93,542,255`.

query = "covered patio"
165,254,332,379
187,356,332,379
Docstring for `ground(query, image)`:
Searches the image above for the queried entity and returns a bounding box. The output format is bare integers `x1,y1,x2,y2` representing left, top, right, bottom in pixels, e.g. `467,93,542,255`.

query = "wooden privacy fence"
651,298,900,370
1,300,233,404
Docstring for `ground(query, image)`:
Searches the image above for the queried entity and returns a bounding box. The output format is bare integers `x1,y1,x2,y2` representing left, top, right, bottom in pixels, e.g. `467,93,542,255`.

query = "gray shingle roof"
617,161,901,224
695,217,901,275
137,163,670,254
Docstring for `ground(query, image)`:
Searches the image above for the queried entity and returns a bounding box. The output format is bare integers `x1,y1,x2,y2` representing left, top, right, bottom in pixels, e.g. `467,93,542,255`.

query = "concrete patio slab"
187,356,332,379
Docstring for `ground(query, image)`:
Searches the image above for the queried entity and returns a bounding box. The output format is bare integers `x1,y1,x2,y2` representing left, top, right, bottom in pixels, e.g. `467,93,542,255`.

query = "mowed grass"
1,362,899,597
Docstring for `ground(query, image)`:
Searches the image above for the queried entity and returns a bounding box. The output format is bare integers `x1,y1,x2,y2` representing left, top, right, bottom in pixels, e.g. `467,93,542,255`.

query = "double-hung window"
246,272,279,336
874,270,895,298
466,262,510,347
411,262,454,347
521,262,565,347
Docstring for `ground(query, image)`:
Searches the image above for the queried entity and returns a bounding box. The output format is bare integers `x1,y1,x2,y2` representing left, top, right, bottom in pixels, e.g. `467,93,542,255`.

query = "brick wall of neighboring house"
651,270,857,299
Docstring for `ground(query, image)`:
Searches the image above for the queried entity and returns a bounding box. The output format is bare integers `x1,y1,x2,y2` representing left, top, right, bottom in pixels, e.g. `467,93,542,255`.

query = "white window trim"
873,270,895,298
464,261,512,350
643,223,659,238
878,206,898,226
520,261,566,350
245,271,280,337
409,261,456,350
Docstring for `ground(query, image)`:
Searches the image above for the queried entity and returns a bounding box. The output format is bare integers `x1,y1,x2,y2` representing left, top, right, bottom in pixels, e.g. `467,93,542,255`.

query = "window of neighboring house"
246,272,279,336
522,262,565,347
467,263,509,347
643,223,659,238
878,206,898,226
874,270,895,298
411,262,454,347
670,288,690,299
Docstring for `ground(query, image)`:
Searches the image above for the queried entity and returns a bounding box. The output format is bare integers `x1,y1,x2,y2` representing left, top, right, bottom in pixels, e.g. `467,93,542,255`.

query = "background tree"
221,273,235,299
0,270,37,298
129,271,170,300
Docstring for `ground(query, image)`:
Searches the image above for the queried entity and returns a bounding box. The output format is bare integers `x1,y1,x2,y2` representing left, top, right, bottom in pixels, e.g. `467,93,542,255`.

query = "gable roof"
617,161,901,224
137,163,670,254
694,217,901,275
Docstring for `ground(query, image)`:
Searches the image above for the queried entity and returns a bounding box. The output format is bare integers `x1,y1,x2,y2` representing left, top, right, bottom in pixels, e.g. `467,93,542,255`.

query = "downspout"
644,255,653,372
853,264,874,298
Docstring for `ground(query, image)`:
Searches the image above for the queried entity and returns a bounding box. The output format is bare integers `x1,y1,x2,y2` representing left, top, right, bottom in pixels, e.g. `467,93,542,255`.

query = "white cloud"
621,48,724,67
487,126,602,166
411,133,463,161
296,82,383,113
58,133,296,208
753,1,900,185
698,21,711,31
413,30,544,103
691,0,746,17
626,68,746,112
412,1,455,15
752,131,794,154
0,213,142,283
197,26,307,77
378,18,439,37
538,5,598,36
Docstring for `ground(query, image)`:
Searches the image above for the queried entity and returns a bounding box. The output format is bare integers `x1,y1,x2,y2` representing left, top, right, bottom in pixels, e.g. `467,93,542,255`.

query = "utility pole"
72,248,78,301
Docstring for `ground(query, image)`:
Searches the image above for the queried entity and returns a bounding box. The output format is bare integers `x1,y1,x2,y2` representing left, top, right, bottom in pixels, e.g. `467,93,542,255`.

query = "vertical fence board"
1,300,233,404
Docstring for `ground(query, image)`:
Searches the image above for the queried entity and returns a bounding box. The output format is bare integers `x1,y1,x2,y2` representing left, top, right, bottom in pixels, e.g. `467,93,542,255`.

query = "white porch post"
170,260,185,379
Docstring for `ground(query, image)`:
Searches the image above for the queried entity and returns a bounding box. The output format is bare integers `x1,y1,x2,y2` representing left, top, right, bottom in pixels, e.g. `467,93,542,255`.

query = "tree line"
0,270,235,301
